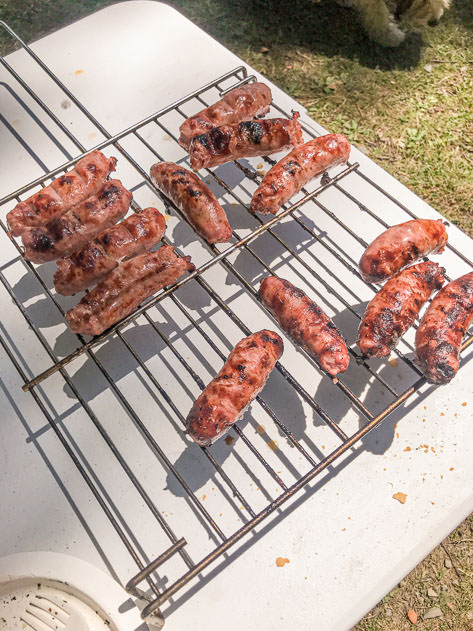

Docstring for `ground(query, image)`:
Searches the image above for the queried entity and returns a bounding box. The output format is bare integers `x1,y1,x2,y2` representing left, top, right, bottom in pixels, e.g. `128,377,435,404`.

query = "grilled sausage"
7,150,117,236
21,180,132,263
359,219,448,284
54,207,166,295
66,245,194,336
189,112,303,171
259,276,349,380
415,272,473,384
250,134,350,215
178,82,272,149
150,162,231,243
186,330,283,446
358,262,445,358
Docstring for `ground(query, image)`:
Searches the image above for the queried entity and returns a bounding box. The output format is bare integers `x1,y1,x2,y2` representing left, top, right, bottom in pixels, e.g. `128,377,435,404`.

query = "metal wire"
1,20,472,624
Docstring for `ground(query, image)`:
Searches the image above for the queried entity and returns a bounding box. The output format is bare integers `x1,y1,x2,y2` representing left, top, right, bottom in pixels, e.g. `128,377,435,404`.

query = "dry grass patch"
355,514,473,630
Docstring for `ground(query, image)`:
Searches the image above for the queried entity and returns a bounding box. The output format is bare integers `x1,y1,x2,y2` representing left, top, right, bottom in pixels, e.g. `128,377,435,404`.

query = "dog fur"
316,0,450,46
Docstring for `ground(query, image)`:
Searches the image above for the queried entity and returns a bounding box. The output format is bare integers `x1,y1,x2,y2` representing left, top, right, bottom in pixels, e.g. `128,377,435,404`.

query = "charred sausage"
250,134,350,215
178,82,272,149
358,262,445,358
54,207,166,295
415,272,473,384
359,219,448,284
7,150,117,236
189,113,303,171
21,180,132,263
259,276,349,380
150,162,232,243
186,330,283,446
66,245,194,336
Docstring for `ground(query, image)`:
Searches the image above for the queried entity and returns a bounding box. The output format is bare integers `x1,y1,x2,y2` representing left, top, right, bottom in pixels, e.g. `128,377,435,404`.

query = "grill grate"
1,20,472,626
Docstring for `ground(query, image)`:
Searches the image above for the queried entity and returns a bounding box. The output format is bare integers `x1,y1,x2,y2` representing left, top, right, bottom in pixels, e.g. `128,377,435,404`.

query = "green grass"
1,0,472,628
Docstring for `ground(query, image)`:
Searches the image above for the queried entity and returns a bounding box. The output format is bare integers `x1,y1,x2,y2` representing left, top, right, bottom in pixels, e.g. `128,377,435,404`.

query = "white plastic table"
0,3,472,630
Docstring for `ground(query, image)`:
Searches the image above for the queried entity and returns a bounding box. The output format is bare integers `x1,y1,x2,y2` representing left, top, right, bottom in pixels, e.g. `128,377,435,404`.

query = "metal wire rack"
1,20,472,626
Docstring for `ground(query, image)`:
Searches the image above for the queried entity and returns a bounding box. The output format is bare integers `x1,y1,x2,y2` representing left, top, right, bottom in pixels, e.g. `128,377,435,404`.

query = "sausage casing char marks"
21,180,132,263
250,134,350,215
178,82,272,149
359,219,448,284
415,272,473,384
259,276,349,380
186,330,283,446
66,245,194,336
358,262,445,358
150,162,231,243
189,112,303,171
54,207,166,295
7,150,117,236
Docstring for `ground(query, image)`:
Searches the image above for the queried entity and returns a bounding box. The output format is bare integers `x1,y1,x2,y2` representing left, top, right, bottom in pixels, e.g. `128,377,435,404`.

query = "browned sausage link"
178,82,272,149
186,329,283,446
189,112,303,171
66,245,194,336
259,276,349,380
150,162,232,243
21,180,132,263
415,272,473,384
7,150,117,236
359,219,448,284
358,262,445,358
54,207,166,295
250,134,350,215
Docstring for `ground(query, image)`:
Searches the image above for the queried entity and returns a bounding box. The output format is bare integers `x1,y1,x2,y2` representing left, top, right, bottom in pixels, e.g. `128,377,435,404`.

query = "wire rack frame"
1,20,473,625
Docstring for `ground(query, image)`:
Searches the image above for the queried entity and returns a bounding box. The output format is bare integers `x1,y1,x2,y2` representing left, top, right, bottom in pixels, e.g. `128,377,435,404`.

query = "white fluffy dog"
319,0,450,46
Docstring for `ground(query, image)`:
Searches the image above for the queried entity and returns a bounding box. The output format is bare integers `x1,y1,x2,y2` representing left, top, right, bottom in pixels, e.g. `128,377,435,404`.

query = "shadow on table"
173,0,425,71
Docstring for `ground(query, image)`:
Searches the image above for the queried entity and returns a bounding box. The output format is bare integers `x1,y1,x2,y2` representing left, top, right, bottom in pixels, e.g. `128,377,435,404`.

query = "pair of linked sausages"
7,151,164,275
152,82,351,245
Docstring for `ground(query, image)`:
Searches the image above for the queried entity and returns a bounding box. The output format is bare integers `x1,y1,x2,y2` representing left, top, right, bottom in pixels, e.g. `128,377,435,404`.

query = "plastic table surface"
0,3,472,630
